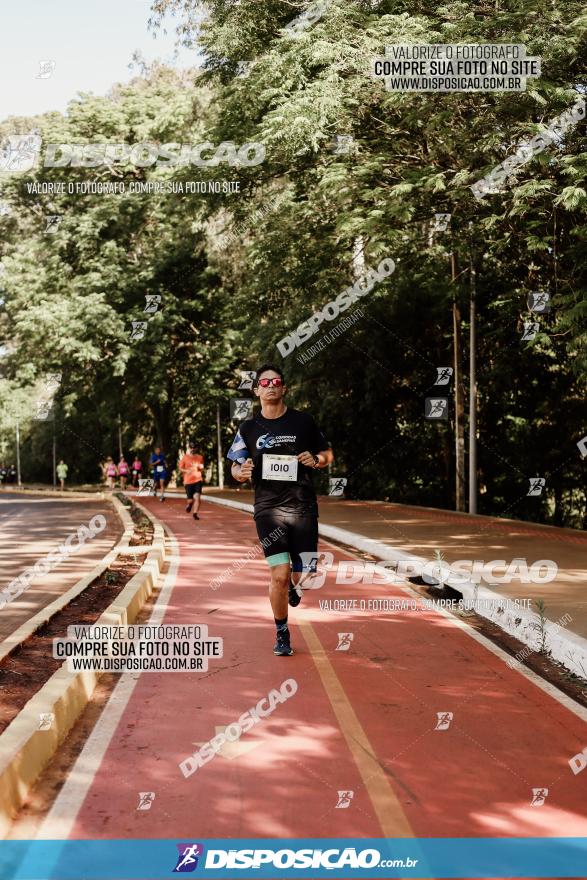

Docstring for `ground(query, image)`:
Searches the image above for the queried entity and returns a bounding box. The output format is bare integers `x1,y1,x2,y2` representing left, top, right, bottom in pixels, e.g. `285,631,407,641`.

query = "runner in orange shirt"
178,442,205,520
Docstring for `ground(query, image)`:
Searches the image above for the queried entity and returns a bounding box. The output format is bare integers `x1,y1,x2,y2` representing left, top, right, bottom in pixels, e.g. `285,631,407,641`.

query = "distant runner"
178,442,204,520
104,457,118,491
131,456,143,487
228,364,333,656
118,456,130,490
56,459,68,491
150,447,168,501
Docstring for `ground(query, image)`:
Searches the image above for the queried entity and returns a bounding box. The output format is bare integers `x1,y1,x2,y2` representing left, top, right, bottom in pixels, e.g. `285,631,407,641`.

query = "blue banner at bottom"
1,838,586,879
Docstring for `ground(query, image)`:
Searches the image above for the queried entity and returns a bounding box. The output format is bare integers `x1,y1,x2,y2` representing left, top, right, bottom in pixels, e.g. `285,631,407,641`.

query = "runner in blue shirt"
150,447,168,501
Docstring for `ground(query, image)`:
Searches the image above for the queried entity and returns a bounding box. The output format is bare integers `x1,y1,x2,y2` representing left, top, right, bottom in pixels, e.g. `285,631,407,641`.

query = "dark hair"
255,363,285,385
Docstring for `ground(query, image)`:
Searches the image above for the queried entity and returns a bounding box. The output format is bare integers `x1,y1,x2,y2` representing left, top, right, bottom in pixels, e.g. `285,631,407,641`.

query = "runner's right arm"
232,459,253,483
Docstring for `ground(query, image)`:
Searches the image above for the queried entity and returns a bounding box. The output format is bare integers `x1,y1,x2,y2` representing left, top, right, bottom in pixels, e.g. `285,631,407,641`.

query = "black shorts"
255,511,318,571
185,482,203,499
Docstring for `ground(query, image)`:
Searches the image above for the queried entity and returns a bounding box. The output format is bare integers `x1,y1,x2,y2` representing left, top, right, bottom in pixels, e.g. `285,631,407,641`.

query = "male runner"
178,442,204,519
150,447,168,501
227,364,333,656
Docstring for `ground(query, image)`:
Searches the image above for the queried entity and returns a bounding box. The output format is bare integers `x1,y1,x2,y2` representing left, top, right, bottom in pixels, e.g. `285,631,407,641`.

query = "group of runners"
102,456,144,490
148,445,204,520
0,463,17,487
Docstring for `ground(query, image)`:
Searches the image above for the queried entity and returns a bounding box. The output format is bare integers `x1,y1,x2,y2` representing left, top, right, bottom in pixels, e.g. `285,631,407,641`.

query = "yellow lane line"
298,620,414,838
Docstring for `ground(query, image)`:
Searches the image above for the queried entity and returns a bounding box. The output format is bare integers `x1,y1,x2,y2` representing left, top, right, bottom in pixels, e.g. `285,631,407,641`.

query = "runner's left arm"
298,416,333,468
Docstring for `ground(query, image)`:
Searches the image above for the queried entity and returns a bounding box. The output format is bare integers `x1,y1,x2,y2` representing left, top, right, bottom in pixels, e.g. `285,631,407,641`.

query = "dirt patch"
0,555,142,736
115,492,154,546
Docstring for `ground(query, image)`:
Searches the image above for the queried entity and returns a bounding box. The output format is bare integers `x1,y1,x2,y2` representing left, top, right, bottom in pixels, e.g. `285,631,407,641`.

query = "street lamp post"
469,248,477,515
216,403,224,489
52,411,57,487
15,420,22,486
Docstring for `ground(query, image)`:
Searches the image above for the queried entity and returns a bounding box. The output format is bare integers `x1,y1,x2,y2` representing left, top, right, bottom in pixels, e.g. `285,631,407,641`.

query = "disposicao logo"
173,843,205,872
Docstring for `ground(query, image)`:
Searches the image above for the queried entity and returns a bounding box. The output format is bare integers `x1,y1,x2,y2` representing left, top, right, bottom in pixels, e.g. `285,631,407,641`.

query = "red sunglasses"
257,377,283,387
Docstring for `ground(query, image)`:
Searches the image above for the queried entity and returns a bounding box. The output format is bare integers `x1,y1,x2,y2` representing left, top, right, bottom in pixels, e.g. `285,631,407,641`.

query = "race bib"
262,454,298,482
156,465,164,473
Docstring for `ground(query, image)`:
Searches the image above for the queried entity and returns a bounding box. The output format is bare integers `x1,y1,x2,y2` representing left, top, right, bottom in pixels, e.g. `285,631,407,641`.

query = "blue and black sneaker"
274,627,294,656
288,580,302,608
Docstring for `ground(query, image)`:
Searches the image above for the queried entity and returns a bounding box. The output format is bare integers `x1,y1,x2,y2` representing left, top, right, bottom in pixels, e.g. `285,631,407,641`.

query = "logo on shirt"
256,433,277,450
256,433,297,450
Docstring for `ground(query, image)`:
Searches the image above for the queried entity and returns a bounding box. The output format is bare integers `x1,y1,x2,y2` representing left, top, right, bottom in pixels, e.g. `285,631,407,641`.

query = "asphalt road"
0,491,123,642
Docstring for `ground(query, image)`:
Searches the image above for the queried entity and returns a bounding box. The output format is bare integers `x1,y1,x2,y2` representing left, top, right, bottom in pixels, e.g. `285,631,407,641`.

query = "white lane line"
37,527,180,840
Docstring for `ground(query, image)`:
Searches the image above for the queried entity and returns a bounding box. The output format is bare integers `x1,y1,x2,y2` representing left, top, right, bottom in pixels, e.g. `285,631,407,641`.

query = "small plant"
532,599,549,655
104,570,119,585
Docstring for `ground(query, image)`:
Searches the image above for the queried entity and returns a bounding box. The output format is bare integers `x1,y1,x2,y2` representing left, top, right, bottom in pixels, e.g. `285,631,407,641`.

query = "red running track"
44,496,587,852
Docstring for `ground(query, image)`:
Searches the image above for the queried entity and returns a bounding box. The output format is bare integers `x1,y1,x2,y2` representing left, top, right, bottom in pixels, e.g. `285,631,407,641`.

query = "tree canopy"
0,0,585,527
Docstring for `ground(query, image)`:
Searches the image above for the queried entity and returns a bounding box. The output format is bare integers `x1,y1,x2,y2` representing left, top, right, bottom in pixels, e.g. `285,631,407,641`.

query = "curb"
203,495,587,680
0,487,106,500
0,500,167,838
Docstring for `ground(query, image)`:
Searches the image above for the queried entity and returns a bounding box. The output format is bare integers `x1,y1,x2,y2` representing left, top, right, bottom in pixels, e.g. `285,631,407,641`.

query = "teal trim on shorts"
266,551,290,567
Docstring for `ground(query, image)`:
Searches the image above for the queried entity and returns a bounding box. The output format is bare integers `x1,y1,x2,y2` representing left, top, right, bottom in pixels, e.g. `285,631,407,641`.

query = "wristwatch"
312,454,320,468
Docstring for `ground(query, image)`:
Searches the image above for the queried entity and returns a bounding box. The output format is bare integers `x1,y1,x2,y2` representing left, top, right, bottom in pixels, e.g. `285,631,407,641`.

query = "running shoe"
159,495,165,502
288,580,302,607
186,500,193,513
273,628,294,656
193,513,200,520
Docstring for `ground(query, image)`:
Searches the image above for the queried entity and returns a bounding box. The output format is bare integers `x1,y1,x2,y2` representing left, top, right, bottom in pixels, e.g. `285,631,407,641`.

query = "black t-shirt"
227,407,328,518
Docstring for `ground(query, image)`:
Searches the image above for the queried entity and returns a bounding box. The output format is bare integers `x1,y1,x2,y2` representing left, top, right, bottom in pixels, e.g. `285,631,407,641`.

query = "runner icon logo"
44,215,61,234
527,291,551,313
531,788,548,806
173,843,204,872
522,321,539,341
37,60,56,79
434,367,453,385
137,478,155,496
435,711,453,731
238,370,256,390
432,213,451,233
136,792,155,811
38,713,54,730
425,397,449,419
335,790,354,809
231,399,253,420
298,551,334,589
0,133,42,172
144,294,162,313
336,633,354,651
130,321,147,341
527,477,546,496
329,477,347,496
